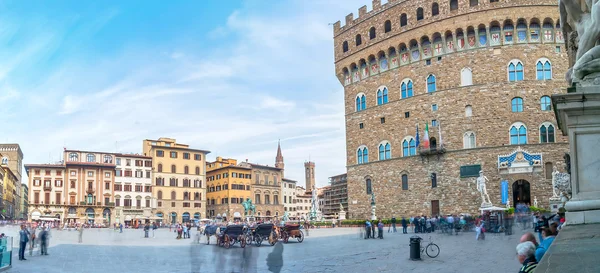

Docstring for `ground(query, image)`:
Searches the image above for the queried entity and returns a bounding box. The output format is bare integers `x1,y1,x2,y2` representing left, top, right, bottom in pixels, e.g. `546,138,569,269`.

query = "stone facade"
334,0,570,218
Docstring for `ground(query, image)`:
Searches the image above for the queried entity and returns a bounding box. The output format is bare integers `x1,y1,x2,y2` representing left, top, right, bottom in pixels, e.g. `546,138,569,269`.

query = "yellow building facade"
143,138,209,224
206,157,252,221
2,166,18,219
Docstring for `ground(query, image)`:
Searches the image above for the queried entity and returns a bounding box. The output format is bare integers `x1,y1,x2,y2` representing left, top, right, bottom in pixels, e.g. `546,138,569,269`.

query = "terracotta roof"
24,164,65,170
114,153,152,159
65,161,116,168
247,163,283,171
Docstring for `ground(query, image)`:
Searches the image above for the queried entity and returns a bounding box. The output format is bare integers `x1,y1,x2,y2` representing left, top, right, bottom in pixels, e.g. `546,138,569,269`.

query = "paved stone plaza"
2,227,524,273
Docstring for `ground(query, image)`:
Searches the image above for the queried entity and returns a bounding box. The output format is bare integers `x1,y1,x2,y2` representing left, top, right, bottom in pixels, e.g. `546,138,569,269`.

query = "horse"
203,225,221,245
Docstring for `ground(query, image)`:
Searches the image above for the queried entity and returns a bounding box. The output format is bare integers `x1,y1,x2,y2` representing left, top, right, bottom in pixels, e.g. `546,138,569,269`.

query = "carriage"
280,224,304,243
217,225,247,248
245,223,276,247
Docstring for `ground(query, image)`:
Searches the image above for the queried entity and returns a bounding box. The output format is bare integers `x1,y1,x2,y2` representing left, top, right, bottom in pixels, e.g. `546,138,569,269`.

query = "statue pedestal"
371,204,377,221
338,210,346,221
549,199,563,214
553,86,600,224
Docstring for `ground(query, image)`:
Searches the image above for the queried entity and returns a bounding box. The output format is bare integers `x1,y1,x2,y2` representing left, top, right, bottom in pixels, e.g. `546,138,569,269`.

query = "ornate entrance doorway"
512,180,531,206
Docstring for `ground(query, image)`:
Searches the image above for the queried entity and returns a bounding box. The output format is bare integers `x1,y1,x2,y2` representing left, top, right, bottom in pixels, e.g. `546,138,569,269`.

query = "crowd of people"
514,211,564,272
17,223,53,261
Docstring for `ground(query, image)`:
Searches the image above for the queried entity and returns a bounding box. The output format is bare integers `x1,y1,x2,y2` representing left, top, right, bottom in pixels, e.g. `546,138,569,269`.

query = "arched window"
427,74,437,92
400,13,407,27
510,122,528,144
157,191,163,200
465,105,473,117
401,174,409,190
461,67,473,86
355,94,366,111
432,3,439,16
171,164,176,173
195,166,200,175
1,157,7,165
357,146,369,164
342,41,348,53
540,96,552,111
540,122,556,143
87,154,95,162
184,166,189,174
384,20,392,33
401,79,414,99
171,191,176,200
157,164,163,172
369,27,376,39
103,155,112,163
365,178,372,194
511,97,524,112
536,58,552,80
508,60,524,82
470,0,479,7
356,34,362,46
402,137,416,156
378,142,391,160
450,0,459,11
69,153,78,161
416,8,424,21
463,131,476,148
377,87,388,105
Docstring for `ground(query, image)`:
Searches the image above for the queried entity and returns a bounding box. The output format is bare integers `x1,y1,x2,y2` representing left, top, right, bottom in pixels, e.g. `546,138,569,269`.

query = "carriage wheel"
224,235,231,249
255,236,262,247
283,232,289,243
240,235,246,248
218,236,225,247
246,234,253,245
297,230,304,243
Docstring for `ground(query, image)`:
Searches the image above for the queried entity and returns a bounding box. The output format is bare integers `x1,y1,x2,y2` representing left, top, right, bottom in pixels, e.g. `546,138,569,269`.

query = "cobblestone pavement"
1,226,527,273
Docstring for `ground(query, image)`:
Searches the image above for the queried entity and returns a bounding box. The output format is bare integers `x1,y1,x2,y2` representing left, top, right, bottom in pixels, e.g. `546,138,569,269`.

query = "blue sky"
1,0,371,187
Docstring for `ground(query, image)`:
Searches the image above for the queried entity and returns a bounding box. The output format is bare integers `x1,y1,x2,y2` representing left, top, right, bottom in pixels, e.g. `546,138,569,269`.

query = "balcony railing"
43,185,52,191
86,187,96,194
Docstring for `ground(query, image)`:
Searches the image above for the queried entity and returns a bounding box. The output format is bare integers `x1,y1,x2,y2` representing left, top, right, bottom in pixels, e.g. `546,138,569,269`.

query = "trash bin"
409,236,422,260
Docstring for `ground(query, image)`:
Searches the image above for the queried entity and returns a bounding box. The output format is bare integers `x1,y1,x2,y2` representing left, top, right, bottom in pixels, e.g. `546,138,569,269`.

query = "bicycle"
420,236,440,258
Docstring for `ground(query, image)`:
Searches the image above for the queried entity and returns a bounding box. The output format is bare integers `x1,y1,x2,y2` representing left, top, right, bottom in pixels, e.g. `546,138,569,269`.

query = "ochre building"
143,138,209,224
206,157,252,221
333,0,569,218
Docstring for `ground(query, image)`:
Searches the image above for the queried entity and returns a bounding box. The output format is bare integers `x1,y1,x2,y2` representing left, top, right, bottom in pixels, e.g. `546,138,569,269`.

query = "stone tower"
304,161,315,192
275,140,284,176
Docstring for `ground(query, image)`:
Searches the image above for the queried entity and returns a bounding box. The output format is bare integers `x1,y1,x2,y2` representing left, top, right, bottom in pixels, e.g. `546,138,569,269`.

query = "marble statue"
559,0,600,85
551,166,561,199
283,211,289,222
476,170,492,207
339,203,345,212
370,192,376,205
553,167,572,203
534,196,539,207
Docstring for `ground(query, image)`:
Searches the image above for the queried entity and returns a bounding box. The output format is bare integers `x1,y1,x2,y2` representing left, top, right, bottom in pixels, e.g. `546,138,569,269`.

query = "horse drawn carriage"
216,224,247,248
279,224,304,243
245,223,276,247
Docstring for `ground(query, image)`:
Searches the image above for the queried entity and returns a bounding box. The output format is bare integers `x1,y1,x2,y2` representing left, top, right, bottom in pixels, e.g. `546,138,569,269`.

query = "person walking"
391,217,397,233
78,224,84,243
183,224,188,239
119,223,123,233
40,227,49,255
28,225,36,256
144,224,150,238
364,220,371,239
18,225,29,261
152,222,157,238
377,221,384,239
401,217,408,234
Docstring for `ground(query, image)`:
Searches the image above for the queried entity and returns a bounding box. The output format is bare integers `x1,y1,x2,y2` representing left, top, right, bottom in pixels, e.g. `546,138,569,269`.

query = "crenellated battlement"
333,0,559,36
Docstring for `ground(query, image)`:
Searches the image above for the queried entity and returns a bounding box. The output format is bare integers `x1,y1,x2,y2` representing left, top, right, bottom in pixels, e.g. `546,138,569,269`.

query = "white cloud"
8,0,358,186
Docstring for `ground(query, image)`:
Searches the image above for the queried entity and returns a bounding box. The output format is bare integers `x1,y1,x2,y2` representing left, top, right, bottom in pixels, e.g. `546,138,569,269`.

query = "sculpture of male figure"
551,166,560,198
559,0,600,83
476,170,492,206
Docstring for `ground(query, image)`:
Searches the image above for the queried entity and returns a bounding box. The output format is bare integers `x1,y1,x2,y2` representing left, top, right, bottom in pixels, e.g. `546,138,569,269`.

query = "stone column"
553,87,600,224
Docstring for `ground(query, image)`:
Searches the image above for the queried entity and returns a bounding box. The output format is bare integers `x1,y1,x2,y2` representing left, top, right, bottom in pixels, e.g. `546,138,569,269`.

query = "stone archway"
512,179,531,206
